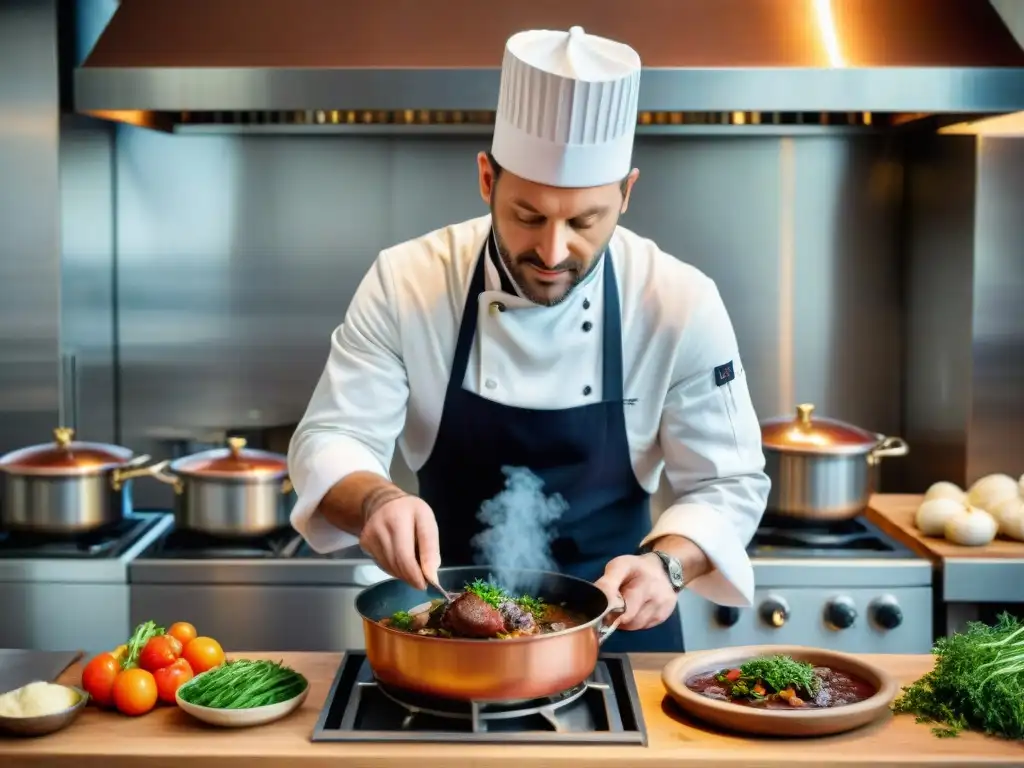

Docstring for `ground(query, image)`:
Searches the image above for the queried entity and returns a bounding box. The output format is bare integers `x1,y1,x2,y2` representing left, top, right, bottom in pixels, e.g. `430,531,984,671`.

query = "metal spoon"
426,576,456,603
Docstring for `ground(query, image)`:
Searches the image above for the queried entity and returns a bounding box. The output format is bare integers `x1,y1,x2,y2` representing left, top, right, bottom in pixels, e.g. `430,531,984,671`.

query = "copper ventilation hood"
74,0,1024,132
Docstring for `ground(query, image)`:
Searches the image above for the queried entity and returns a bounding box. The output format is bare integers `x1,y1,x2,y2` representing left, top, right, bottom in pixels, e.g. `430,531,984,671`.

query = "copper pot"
144,436,294,535
356,566,626,702
0,427,153,533
760,404,909,520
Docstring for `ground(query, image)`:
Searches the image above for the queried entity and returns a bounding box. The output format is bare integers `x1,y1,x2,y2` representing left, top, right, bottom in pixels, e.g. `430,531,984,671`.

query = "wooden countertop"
3,651,1023,767
867,493,1024,561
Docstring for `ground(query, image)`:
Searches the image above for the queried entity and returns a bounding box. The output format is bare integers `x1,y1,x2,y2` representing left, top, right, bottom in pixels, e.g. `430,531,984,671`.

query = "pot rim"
764,435,884,457
357,566,616,645
167,464,290,483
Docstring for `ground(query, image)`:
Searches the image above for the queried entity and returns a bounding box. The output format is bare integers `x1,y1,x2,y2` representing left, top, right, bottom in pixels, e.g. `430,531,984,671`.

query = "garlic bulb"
915,498,965,537
924,481,966,503
944,506,998,547
992,496,1024,540
967,474,1019,513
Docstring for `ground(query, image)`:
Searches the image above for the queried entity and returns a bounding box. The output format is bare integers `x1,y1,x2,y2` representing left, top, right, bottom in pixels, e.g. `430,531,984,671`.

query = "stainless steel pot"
0,427,153,533
760,404,909,520
145,437,294,536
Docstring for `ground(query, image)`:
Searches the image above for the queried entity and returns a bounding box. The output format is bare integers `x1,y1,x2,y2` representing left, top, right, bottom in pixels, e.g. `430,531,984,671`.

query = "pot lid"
760,404,882,455
0,427,134,474
171,437,288,479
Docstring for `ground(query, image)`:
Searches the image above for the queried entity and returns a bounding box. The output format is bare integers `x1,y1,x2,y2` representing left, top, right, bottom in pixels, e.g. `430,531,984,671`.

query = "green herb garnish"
122,620,164,670
892,612,1024,740
717,655,820,698
177,659,308,709
466,579,546,617
389,610,414,630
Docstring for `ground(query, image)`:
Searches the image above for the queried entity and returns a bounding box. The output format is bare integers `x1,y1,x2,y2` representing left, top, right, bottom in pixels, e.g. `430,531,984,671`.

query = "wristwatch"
637,546,685,593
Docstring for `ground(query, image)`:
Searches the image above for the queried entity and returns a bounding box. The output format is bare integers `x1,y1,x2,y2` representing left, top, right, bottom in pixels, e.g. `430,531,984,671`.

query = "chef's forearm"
317,471,407,536
647,534,713,584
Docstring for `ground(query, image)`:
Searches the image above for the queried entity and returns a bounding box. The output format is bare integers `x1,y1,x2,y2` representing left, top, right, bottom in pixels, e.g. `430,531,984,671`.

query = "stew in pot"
379,579,588,640
686,654,876,709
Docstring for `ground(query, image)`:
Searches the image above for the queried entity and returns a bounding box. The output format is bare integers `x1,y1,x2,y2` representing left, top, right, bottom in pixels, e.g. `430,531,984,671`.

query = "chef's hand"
594,554,678,631
359,492,441,592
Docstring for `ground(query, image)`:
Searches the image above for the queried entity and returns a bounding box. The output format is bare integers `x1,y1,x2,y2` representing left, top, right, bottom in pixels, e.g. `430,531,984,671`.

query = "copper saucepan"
356,566,626,702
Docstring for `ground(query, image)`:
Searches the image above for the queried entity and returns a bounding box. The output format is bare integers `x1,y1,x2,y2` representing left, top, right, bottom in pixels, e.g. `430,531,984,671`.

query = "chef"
288,26,769,652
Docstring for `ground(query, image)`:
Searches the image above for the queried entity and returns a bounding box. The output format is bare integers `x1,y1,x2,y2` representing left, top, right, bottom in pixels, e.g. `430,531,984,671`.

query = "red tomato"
138,635,182,672
113,668,158,716
153,657,193,704
167,622,197,648
182,637,225,674
81,653,120,707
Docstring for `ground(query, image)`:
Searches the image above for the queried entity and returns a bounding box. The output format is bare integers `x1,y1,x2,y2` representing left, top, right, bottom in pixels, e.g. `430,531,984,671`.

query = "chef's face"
477,152,639,306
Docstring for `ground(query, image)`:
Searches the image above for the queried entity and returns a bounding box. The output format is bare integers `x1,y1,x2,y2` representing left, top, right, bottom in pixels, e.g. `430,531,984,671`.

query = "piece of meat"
442,592,506,638
498,600,537,633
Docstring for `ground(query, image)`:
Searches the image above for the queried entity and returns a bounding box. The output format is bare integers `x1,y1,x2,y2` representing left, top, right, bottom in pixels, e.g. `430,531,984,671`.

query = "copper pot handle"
109,455,152,491
598,596,627,645
281,477,293,495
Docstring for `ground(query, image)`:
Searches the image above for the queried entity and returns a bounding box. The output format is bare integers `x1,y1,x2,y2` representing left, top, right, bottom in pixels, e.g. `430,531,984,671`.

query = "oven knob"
715,605,741,627
759,596,790,628
870,596,903,630
825,597,858,630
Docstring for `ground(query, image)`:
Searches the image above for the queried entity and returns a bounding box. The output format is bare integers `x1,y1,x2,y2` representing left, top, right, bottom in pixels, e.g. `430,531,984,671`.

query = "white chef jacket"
288,214,770,607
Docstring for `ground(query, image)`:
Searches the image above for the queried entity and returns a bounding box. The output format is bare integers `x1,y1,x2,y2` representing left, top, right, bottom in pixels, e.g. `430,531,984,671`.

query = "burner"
0,515,161,559
312,652,647,744
375,678,590,725
142,525,302,559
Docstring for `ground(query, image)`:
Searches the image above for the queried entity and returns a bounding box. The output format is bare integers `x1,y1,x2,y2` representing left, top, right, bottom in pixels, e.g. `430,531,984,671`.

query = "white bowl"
175,673,309,728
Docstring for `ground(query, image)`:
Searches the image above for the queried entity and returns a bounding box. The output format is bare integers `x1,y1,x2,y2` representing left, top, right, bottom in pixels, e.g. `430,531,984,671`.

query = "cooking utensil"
760,404,909,521
0,427,153,533
356,565,627,702
425,576,455,603
144,436,294,536
661,644,899,737
0,684,89,737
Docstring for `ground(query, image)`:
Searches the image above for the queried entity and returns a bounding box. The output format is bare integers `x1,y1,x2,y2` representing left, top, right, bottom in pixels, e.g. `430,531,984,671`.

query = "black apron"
416,232,684,653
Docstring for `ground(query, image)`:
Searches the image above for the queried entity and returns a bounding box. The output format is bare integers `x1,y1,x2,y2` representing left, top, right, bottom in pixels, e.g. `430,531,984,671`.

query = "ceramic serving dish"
175,671,309,728
0,685,89,737
661,644,899,737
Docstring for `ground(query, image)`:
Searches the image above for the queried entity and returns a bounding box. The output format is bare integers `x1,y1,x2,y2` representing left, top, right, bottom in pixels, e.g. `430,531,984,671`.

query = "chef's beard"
491,222,610,307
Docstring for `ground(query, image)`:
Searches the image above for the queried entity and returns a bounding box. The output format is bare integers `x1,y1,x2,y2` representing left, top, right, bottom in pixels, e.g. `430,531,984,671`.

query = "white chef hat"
490,26,642,189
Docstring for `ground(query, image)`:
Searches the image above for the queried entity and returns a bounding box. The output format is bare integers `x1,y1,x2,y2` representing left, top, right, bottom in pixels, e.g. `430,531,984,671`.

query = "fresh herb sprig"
466,578,546,617
717,655,820,699
389,610,414,630
893,612,1024,739
122,620,165,669
178,659,307,709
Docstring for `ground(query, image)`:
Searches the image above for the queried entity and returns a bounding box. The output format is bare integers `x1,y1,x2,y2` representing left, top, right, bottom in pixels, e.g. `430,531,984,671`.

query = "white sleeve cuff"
288,437,389,555
640,502,755,607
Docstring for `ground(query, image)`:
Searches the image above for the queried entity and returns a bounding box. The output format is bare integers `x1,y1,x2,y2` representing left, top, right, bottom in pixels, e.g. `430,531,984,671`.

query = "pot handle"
870,436,909,462
148,460,185,495
598,596,628,646
110,455,152,491
281,477,294,495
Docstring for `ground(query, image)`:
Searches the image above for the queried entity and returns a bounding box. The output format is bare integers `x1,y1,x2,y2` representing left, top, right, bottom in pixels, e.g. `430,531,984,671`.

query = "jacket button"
583,385,592,396
583,299,591,310
485,379,497,390
582,321,593,332
489,302,506,316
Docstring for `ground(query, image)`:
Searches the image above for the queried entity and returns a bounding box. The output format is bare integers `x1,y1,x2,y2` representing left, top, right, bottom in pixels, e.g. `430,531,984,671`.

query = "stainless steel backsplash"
69,129,907,508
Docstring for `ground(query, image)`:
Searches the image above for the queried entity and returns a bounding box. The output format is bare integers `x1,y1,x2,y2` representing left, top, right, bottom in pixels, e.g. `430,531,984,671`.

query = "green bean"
178,659,308,709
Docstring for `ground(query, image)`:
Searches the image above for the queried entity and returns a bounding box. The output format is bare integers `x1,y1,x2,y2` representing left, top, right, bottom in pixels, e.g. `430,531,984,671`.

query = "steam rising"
471,466,568,595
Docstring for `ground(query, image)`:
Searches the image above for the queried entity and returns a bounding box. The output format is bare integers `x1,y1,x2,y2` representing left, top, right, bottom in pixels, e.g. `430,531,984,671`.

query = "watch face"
668,558,684,587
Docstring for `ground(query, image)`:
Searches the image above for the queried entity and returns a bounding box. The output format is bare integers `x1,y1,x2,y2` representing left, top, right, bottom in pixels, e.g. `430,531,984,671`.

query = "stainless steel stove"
678,512,935,654
0,512,172,651
128,516,391,652
312,651,646,744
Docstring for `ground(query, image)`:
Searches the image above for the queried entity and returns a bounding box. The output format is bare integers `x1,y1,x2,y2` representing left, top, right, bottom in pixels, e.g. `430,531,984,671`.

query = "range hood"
75,0,1024,133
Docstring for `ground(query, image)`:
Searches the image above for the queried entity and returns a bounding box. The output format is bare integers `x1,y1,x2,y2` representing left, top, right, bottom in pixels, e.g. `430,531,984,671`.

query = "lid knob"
569,25,585,37
53,427,75,449
227,436,247,457
796,403,815,425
